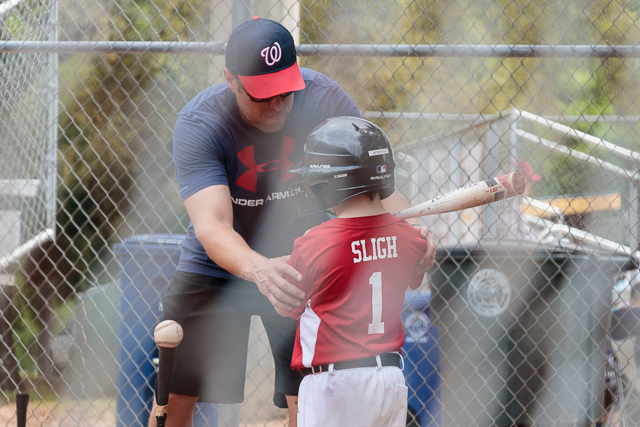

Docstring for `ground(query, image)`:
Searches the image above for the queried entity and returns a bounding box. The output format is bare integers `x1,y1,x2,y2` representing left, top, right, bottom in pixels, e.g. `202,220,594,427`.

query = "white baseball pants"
297,365,408,427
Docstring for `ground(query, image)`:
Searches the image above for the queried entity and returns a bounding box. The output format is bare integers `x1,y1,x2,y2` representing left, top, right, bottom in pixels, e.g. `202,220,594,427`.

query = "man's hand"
413,225,436,275
245,255,305,315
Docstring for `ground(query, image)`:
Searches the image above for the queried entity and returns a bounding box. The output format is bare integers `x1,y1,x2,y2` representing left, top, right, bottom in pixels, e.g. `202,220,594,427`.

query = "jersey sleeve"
173,113,231,201
287,235,320,319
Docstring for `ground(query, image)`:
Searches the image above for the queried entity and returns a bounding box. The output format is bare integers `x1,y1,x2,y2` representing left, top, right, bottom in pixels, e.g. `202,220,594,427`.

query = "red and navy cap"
225,17,305,99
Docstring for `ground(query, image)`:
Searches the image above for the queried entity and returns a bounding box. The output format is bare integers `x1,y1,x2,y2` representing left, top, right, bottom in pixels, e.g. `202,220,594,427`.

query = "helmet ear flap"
309,181,329,198
288,181,328,216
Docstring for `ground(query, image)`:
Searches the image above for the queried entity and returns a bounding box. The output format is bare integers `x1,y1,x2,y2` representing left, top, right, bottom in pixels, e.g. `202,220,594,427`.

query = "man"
149,17,436,427
282,117,429,426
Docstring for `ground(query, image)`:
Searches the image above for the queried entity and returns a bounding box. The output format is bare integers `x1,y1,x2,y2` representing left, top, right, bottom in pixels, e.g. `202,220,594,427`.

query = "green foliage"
55,0,208,286
2,13,37,40
300,0,640,147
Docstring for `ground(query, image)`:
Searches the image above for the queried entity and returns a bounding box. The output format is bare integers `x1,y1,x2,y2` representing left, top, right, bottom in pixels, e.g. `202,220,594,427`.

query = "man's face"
224,69,295,133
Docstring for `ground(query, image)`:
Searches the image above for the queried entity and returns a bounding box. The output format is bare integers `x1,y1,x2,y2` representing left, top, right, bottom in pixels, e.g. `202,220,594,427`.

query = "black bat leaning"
153,320,184,427
16,393,29,427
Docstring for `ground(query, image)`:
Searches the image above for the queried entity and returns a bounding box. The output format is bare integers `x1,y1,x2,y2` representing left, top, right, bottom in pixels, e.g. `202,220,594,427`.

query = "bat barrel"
392,172,525,220
506,171,526,197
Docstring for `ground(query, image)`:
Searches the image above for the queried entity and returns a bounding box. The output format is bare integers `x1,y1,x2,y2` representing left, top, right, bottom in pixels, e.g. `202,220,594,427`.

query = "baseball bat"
16,393,29,427
393,172,525,219
153,320,184,427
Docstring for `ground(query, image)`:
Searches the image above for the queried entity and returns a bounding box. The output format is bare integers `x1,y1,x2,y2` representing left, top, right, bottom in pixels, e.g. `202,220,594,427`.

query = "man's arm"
382,190,436,274
184,185,305,313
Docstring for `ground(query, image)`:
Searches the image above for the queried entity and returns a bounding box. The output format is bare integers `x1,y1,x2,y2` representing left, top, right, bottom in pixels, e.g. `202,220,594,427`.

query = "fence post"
0,274,20,392
630,169,639,254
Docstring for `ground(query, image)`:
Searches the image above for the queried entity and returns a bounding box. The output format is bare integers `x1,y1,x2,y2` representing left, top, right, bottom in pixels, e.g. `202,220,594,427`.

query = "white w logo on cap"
260,42,282,66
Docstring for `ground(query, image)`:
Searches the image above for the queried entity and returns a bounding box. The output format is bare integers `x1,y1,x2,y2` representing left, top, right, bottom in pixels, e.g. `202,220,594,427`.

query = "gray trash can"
428,239,634,427
65,282,121,399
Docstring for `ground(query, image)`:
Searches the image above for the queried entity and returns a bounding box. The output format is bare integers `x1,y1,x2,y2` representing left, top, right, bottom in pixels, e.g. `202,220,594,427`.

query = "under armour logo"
261,42,282,66
236,137,296,191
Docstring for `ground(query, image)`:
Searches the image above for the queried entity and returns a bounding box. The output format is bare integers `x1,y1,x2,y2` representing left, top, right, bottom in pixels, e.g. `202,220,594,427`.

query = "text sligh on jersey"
351,236,398,263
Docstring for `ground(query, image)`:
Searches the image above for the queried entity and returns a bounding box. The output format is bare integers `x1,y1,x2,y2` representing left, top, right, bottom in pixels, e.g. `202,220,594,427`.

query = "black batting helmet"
288,116,395,209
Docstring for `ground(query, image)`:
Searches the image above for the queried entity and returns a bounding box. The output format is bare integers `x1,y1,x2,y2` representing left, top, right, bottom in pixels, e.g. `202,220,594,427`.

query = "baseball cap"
225,17,305,99
515,159,541,182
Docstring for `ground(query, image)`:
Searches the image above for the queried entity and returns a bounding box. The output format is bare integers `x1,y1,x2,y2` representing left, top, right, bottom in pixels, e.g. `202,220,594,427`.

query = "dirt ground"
0,400,288,427
0,400,115,427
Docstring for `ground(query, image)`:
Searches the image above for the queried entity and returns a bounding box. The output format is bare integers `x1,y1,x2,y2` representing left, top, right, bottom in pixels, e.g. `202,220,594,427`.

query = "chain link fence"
2,0,640,426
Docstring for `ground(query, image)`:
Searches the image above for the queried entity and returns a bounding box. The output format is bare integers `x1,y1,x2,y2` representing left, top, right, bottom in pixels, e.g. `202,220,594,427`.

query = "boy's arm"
408,272,426,290
382,190,436,274
408,227,430,290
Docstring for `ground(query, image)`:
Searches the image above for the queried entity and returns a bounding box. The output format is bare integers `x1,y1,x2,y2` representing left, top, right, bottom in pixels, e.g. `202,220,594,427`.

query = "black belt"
300,353,402,376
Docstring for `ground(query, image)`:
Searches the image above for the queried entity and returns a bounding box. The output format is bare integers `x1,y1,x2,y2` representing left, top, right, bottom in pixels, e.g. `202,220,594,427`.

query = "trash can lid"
113,234,187,255
436,238,636,269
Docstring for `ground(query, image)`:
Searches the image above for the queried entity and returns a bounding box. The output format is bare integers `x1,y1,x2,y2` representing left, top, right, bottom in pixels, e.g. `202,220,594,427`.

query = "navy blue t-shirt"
173,68,361,278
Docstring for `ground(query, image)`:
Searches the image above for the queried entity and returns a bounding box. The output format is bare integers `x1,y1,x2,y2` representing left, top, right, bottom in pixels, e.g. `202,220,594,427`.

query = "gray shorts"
162,271,301,408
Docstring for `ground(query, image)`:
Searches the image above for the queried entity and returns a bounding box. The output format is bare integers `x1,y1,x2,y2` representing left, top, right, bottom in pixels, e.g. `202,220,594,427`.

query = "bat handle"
155,413,167,427
155,345,176,425
16,393,29,427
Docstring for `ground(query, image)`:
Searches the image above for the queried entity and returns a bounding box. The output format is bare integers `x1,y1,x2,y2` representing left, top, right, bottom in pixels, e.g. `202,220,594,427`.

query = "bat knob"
156,413,167,427
512,172,526,195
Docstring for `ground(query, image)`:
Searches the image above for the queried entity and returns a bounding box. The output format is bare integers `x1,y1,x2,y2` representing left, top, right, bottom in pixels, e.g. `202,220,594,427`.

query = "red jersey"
288,213,427,369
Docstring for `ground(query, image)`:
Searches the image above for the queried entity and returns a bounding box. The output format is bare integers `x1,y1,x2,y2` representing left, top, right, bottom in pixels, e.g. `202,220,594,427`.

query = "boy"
281,116,430,427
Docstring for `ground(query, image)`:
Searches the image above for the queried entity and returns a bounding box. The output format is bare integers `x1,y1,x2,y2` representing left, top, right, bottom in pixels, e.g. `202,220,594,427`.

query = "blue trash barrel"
402,289,441,427
114,234,218,427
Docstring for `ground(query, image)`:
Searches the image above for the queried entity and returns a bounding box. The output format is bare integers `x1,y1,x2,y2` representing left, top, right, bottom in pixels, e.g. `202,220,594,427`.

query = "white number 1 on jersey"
368,271,385,334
